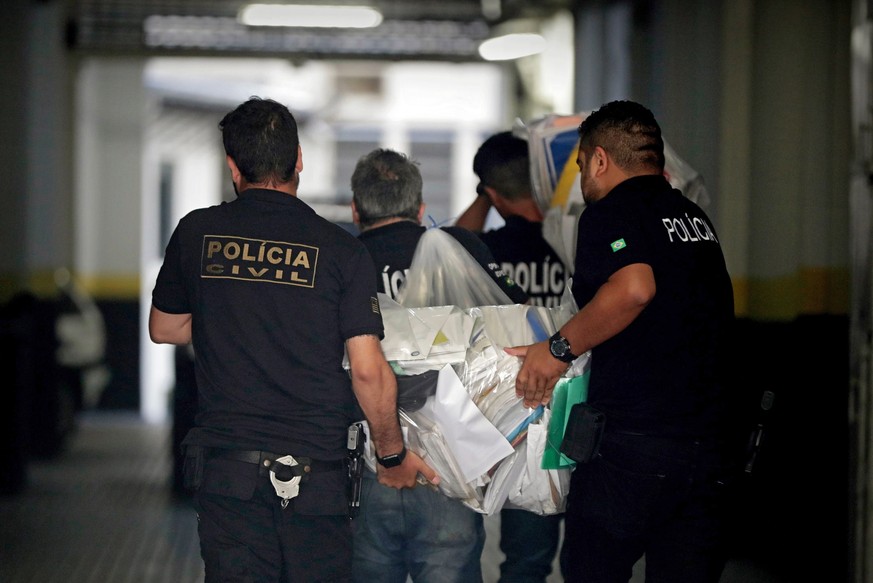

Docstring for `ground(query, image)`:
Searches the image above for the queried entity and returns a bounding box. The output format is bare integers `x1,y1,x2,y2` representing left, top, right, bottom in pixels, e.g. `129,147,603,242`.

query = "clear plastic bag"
507,412,571,515
397,227,513,309
359,228,589,514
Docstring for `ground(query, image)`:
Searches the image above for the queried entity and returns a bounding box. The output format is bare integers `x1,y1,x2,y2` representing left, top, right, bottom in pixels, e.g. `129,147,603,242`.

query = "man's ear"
351,200,360,225
226,155,241,182
296,145,303,173
417,202,426,224
592,146,609,176
482,185,505,211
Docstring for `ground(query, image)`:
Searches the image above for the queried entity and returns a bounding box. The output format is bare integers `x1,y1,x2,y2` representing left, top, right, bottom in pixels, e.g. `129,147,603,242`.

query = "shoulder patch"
610,238,627,252
370,297,381,314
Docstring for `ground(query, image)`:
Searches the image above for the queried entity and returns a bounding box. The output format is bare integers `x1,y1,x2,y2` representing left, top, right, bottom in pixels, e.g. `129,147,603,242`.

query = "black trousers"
560,431,740,583
193,457,352,583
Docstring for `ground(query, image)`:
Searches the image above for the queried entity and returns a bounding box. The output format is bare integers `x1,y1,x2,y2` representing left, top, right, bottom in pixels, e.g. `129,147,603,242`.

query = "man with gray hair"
352,148,527,303
350,148,527,582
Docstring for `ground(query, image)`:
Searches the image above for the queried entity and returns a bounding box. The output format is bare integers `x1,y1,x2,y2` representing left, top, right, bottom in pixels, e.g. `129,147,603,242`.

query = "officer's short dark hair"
219,97,300,186
577,100,665,172
472,131,531,202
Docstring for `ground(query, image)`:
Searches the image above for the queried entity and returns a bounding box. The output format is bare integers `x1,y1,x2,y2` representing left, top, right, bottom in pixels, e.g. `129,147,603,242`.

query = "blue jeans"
352,470,485,583
498,508,562,582
560,431,740,583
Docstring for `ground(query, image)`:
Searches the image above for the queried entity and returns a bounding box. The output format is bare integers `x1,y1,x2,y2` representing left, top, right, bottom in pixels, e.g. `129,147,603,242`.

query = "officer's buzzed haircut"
473,131,531,202
219,96,300,186
351,149,423,229
578,100,665,172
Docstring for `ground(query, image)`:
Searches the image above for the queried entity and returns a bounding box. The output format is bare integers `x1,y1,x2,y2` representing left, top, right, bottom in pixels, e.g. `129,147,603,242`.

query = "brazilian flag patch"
610,238,627,252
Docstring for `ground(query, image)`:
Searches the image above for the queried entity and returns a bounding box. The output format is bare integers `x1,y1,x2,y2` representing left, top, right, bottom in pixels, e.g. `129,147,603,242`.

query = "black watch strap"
376,445,407,468
549,331,578,363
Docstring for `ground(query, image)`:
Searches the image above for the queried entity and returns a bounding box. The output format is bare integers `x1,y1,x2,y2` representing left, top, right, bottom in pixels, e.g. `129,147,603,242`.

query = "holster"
560,403,606,464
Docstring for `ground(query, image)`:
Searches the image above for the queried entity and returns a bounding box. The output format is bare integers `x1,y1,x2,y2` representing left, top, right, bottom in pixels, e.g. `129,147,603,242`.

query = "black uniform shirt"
152,188,384,460
479,215,567,307
357,221,528,304
572,175,735,437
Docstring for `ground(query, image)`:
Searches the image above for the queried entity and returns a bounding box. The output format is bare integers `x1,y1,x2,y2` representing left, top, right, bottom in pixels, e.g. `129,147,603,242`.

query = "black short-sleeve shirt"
478,216,567,307
572,175,735,437
152,188,384,459
357,221,528,304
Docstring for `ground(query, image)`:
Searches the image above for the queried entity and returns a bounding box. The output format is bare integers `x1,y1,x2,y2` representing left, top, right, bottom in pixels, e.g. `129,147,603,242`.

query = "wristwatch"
549,332,578,363
376,445,407,468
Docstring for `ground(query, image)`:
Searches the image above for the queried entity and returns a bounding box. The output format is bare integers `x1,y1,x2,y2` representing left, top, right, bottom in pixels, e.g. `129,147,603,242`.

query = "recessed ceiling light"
238,4,383,29
478,33,546,61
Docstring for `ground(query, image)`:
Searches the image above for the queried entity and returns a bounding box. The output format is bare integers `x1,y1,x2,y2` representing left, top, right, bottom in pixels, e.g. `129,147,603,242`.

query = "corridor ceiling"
67,0,575,61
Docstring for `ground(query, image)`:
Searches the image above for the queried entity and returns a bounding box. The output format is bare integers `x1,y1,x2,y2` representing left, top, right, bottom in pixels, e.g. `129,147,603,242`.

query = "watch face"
551,336,569,357
549,334,575,363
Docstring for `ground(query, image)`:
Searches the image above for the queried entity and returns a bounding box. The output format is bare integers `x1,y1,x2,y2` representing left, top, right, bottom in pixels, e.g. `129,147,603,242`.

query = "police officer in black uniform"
457,131,567,308
456,132,567,582
149,98,436,583
508,100,740,583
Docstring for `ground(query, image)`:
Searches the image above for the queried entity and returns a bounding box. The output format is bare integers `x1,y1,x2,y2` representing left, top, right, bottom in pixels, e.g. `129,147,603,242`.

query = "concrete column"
0,0,73,297
74,58,145,295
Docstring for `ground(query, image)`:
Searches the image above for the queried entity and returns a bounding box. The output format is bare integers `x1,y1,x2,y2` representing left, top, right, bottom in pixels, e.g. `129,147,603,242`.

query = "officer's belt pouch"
560,403,605,464
201,457,259,501
182,445,204,491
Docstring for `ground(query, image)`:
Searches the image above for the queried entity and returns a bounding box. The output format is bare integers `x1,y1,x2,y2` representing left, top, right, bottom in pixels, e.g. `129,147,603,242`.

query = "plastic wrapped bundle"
517,112,711,275
362,296,586,515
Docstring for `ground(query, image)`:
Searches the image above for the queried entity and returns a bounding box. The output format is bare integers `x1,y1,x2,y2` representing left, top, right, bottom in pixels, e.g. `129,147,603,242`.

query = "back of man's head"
578,100,665,173
219,97,300,186
351,149,423,229
473,131,531,202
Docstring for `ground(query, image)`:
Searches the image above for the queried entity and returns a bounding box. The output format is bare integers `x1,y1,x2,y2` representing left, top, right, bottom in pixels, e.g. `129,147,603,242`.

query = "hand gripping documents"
347,228,589,515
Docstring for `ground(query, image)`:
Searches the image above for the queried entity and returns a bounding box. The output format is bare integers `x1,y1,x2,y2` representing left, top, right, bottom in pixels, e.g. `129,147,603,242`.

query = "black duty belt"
207,448,345,480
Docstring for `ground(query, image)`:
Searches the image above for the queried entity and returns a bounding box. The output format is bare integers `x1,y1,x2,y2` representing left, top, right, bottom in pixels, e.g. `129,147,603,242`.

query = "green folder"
542,372,590,469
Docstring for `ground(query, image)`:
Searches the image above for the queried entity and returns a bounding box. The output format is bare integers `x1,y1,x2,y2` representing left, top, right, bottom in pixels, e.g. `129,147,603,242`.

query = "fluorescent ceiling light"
239,4,383,28
478,33,546,61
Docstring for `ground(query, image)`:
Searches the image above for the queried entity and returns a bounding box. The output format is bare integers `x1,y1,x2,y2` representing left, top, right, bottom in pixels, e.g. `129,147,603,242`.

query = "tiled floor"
0,412,786,583
0,412,203,583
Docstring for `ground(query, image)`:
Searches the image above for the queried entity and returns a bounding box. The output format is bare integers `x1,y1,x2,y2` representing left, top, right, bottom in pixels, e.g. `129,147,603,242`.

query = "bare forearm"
353,368,403,455
510,263,655,407
561,264,654,355
346,335,404,456
149,306,192,344
454,195,491,231
346,334,439,488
